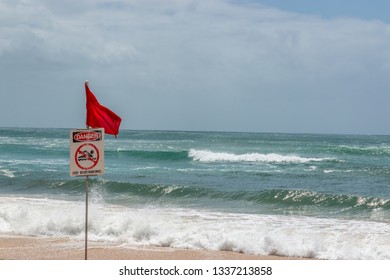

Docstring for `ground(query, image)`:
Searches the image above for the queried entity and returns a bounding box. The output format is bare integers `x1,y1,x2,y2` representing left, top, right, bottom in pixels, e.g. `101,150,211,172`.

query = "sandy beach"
0,235,309,260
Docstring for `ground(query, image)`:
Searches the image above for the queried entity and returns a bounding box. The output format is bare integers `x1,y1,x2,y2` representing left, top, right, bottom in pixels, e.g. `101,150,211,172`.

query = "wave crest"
188,149,333,163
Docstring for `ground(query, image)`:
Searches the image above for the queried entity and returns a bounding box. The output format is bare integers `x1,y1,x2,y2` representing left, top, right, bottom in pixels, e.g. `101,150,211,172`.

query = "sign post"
70,128,105,260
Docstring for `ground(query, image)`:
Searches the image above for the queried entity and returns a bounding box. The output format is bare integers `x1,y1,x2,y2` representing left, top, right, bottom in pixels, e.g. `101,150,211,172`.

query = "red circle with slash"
75,143,100,170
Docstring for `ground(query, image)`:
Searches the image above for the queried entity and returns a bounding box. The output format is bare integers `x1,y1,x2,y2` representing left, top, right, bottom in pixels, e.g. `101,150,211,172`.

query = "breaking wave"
1,196,389,259
188,149,335,163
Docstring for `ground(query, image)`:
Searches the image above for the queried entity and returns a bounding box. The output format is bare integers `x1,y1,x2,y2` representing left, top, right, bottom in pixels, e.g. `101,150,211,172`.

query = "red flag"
85,81,122,137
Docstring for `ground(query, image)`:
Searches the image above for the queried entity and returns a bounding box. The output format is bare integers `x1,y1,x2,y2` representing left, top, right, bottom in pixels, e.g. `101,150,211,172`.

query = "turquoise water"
1,128,390,259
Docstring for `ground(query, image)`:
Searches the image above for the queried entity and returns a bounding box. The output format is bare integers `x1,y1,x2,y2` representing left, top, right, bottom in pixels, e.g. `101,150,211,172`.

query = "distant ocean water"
1,127,390,259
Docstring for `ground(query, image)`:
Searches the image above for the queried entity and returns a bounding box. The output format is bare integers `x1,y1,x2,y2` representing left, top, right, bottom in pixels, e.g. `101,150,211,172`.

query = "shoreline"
0,235,311,260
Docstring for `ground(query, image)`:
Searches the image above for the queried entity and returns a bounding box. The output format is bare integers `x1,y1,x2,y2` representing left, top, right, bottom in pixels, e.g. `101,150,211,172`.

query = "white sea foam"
188,149,333,164
0,169,15,178
1,196,389,260
338,145,390,155
0,159,68,167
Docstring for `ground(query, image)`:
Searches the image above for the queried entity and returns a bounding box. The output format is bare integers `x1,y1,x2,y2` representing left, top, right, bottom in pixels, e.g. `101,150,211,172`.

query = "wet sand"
0,235,310,260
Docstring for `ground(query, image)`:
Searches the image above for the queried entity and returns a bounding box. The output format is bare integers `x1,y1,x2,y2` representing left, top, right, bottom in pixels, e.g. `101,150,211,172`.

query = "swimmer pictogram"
75,143,100,170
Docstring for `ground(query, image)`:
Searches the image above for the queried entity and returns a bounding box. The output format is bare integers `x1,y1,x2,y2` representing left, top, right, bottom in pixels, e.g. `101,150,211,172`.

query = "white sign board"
70,128,104,176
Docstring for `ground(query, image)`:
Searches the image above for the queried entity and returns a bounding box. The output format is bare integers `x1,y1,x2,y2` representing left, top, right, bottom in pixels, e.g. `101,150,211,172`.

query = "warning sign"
70,128,104,176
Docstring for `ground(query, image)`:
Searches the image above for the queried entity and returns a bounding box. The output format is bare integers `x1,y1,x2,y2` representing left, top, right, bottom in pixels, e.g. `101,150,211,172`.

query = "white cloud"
0,0,136,66
1,0,390,133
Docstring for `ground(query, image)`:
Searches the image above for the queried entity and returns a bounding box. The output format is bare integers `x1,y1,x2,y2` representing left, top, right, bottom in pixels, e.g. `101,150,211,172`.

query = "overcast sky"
1,0,390,135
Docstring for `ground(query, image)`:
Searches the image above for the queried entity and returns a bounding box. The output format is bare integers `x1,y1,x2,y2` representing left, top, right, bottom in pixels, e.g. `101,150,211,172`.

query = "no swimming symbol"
75,143,100,170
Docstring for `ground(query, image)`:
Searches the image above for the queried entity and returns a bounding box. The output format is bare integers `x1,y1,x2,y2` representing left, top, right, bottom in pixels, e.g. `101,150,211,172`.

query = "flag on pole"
85,81,122,137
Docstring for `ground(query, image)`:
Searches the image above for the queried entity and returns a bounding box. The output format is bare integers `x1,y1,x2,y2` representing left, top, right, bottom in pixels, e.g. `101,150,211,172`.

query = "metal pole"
85,123,90,260
85,176,89,260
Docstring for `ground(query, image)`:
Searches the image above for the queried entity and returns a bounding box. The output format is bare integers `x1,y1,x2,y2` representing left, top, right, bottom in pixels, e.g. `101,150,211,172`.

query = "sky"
1,0,390,135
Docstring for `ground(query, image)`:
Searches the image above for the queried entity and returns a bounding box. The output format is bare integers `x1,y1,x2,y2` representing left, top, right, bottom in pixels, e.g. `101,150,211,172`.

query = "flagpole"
85,121,90,260
85,81,89,261
85,174,89,260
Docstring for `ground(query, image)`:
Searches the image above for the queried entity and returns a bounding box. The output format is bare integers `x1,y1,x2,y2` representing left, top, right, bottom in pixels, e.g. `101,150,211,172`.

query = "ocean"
1,127,390,259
